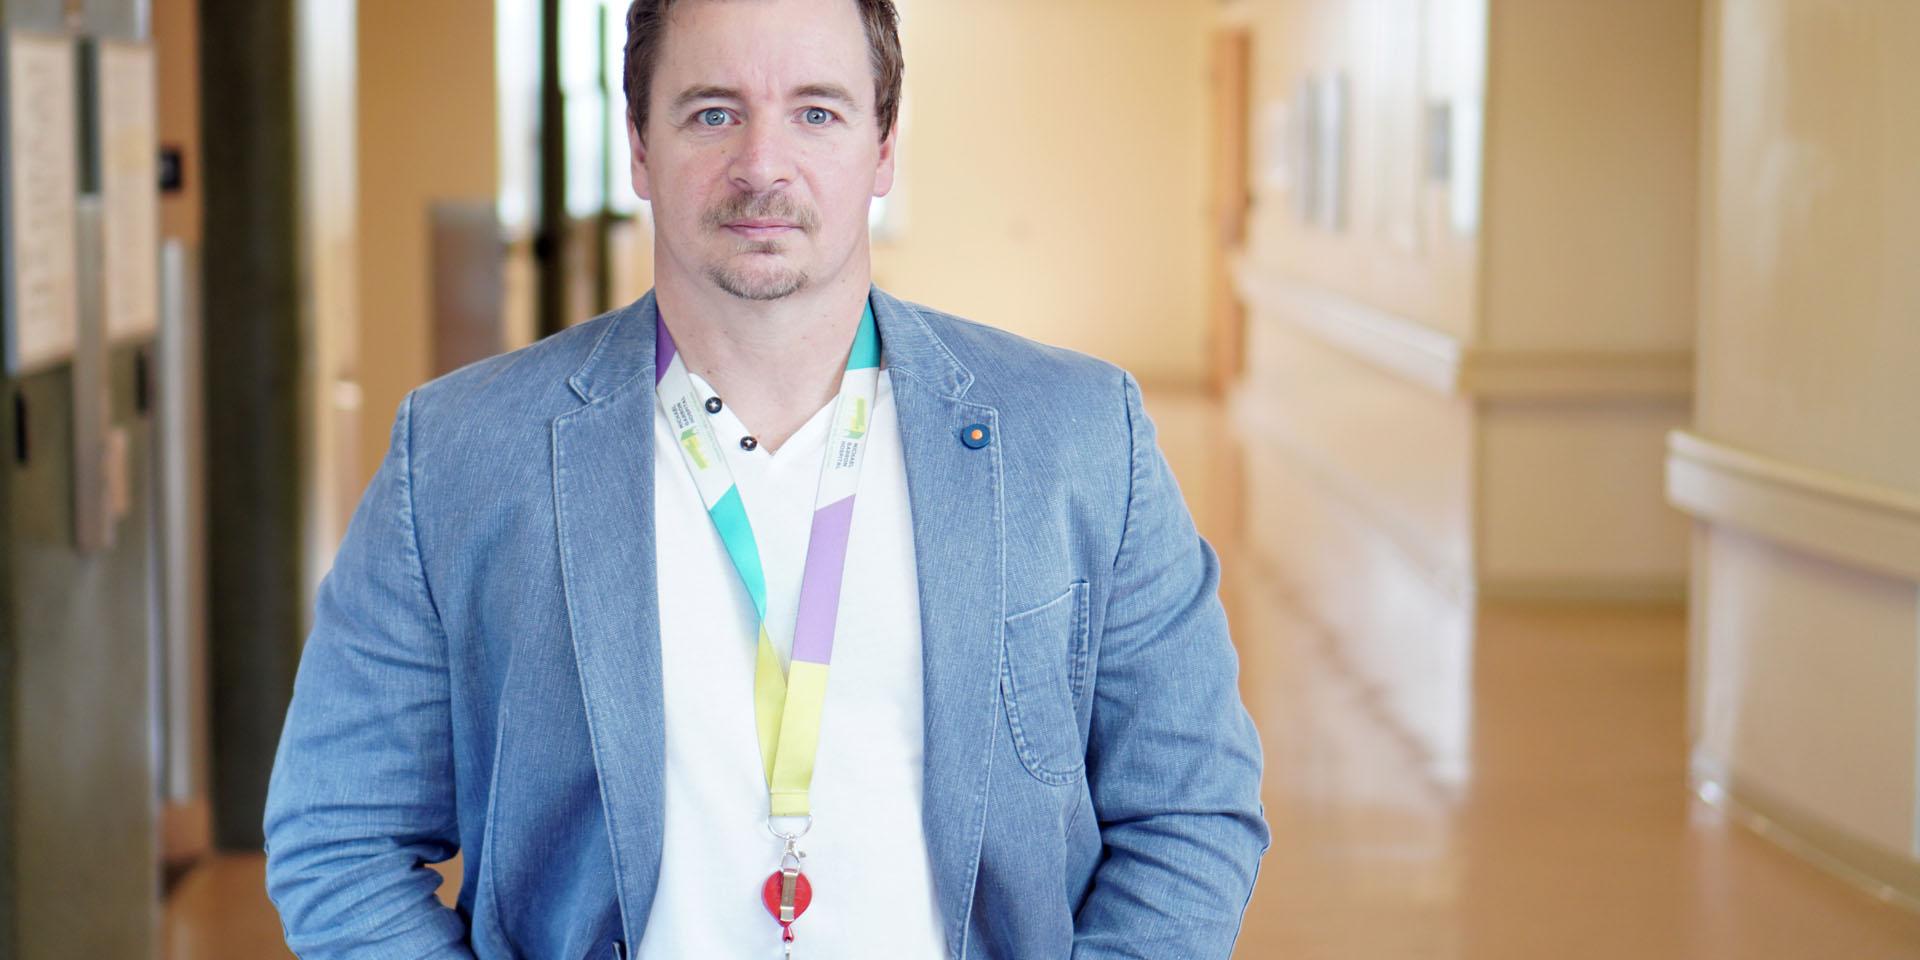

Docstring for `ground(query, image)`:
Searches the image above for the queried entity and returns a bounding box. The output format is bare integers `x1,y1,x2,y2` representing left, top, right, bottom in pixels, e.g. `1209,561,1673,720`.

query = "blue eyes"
689,107,837,128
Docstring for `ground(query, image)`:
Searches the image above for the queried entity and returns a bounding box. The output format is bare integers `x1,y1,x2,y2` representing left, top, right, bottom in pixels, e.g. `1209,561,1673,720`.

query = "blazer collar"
565,285,974,406
565,290,659,405
869,285,975,399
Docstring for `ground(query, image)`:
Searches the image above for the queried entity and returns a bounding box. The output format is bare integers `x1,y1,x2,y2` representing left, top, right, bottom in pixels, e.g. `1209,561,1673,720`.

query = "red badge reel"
761,863,812,941
763,822,812,955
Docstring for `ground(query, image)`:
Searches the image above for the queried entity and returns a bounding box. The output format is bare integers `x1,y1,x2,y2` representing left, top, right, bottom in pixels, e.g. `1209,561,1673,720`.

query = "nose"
727,116,797,195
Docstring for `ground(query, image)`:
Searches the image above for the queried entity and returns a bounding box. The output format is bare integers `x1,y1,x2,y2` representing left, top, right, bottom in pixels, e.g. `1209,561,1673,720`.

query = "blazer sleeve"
1071,371,1271,959
262,391,478,959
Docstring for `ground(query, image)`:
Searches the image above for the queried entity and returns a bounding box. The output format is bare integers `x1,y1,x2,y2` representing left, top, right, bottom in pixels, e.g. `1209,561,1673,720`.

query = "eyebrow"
668,83,863,115
793,83,859,108
670,85,743,114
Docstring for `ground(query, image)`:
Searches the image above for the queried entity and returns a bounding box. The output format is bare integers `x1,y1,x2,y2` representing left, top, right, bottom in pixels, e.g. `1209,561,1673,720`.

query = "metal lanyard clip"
778,846,804,923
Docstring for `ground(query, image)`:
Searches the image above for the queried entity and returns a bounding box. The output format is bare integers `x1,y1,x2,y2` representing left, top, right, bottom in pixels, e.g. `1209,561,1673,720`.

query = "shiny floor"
163,388,1920,958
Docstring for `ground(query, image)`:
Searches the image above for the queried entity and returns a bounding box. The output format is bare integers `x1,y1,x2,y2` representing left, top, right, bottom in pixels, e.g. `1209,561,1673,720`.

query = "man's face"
631,0,896,302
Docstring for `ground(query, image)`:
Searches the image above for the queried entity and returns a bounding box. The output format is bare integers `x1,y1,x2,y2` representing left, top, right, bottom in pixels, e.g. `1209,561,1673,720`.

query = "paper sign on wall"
99,40,159,343
4,32,81,375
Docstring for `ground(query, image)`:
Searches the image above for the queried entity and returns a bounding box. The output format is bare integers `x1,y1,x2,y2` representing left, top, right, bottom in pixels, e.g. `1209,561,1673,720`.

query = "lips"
723,220,803,241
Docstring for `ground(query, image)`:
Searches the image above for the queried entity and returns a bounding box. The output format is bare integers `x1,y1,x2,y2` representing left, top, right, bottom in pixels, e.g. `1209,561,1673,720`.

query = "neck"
653,264,873,454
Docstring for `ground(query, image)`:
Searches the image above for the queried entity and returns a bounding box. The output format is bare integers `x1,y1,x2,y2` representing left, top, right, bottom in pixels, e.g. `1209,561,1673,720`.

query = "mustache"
702,192,821,233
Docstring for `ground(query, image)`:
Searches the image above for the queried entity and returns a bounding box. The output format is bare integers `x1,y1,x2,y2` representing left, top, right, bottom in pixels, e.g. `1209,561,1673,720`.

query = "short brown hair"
623,0,904,144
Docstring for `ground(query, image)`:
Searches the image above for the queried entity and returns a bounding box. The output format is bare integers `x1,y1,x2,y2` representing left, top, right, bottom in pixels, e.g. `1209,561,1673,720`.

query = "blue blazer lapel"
871,288,1005,957
553,293,668,937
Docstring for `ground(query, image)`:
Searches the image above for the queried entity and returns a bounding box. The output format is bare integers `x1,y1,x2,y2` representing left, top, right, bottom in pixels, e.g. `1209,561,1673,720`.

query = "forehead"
654,0,873,104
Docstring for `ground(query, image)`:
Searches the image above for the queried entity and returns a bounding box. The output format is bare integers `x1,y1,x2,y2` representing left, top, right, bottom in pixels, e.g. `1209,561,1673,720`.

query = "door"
1207,28,1253,398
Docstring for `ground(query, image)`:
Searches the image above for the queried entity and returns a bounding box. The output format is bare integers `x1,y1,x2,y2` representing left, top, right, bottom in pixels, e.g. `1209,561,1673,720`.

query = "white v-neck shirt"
639,368,948,959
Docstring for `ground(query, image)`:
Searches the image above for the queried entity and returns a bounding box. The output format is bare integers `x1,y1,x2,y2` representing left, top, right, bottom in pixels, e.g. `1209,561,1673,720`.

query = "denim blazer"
262,286,1269,959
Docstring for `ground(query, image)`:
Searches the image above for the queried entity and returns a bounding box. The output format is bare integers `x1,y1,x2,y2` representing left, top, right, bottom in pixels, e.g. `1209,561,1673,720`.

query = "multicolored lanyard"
652,302,880,953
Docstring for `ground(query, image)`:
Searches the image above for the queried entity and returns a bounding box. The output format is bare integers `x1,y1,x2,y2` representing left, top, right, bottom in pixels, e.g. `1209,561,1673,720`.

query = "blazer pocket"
1000,580,1091,785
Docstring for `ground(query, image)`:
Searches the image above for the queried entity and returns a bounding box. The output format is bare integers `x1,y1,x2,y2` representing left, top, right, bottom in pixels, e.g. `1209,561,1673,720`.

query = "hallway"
7,0,1919,955
162,388,1920,958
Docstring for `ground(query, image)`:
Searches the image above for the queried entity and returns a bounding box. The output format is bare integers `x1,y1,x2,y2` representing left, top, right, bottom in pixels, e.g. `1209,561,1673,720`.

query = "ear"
628,116,653,202
872,121,899,198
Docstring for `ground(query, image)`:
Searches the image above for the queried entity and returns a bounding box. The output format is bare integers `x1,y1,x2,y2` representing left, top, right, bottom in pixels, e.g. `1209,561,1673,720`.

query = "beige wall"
356,0,499,483
1231,0,1700,355
1673,0,1920,895
1480,0,1700,353
1230,0,1694,601
1233,0,1486,341
871,0,1214,386
1697,0,1920,494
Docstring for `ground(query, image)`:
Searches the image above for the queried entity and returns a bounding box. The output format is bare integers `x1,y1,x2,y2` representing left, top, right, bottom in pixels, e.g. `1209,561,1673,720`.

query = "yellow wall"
1698,0,1920,494
356,0,499,482
871,0,1214,386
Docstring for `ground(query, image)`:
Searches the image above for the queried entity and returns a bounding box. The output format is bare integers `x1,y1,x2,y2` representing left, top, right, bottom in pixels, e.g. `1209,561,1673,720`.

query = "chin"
708,261,812,302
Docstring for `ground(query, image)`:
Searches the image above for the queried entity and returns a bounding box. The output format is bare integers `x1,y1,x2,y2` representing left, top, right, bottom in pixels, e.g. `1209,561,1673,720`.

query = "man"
262,0,1268,956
